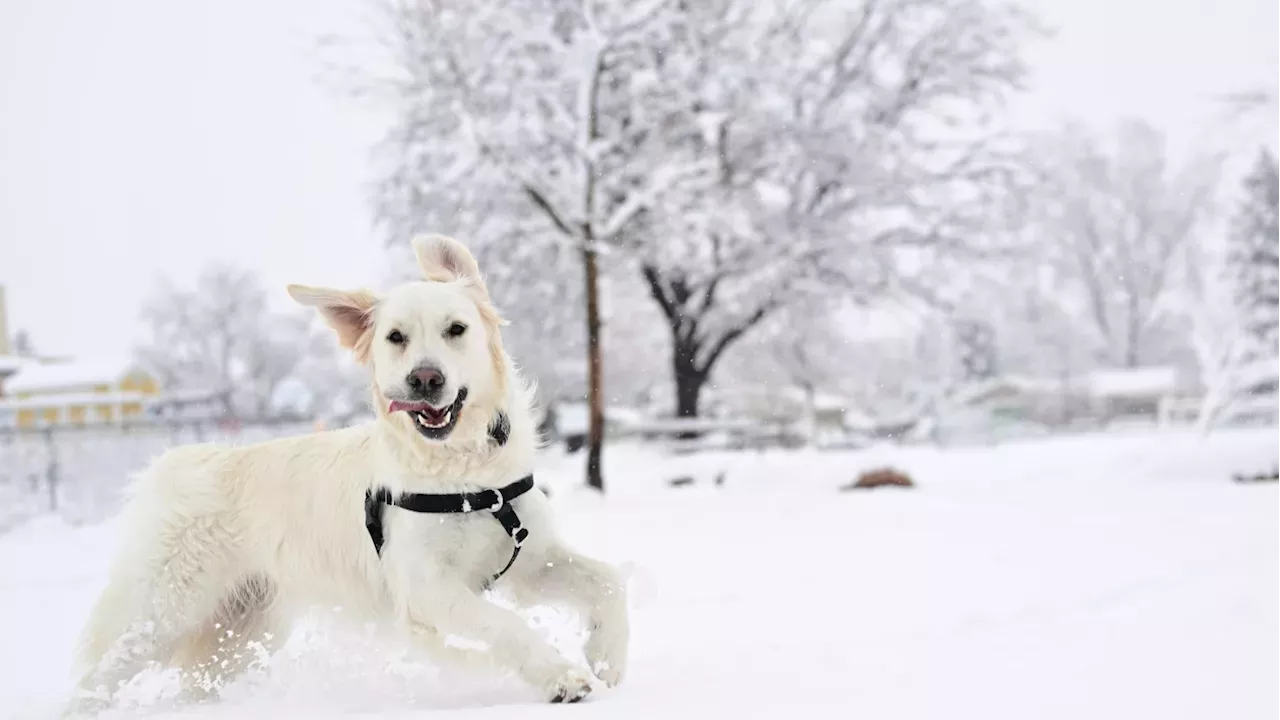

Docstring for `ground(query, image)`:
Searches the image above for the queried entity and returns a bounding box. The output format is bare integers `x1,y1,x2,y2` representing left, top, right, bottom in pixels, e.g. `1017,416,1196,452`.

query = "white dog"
69,235,628,714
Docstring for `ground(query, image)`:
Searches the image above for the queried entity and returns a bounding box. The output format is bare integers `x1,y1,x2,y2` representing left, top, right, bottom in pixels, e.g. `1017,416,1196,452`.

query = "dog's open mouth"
389,388,468,440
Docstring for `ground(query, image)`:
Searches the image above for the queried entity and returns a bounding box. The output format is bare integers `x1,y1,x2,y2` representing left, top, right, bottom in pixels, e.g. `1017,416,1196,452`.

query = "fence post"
43,426,59,513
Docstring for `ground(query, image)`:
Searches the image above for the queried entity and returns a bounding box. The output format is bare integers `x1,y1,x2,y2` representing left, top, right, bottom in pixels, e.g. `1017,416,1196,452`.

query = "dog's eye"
386,330,406,345
446,322,467,338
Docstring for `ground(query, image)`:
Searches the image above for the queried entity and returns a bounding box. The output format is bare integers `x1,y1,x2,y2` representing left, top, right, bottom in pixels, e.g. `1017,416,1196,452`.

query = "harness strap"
364,474,536,586
489,502,530,581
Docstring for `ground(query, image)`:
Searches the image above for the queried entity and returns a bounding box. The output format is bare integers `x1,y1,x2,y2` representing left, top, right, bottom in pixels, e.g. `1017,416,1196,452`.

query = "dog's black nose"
406,366,446,395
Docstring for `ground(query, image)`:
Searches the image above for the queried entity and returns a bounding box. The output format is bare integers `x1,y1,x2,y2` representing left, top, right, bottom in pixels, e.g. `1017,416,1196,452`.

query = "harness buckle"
513,525,529,547
488,490,504,511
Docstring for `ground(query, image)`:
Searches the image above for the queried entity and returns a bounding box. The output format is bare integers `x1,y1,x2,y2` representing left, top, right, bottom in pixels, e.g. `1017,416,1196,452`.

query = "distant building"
1085,366,1182,421
0,288,224,430
945,365,1196,433
0,361,231,430
0,360,162,429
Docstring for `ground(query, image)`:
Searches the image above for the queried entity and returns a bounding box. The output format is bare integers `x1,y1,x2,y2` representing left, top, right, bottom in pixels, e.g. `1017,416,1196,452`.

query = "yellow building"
0,360,162,429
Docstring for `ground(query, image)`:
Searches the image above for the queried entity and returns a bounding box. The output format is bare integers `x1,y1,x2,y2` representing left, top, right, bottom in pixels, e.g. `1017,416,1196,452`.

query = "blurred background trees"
122,1,1278,489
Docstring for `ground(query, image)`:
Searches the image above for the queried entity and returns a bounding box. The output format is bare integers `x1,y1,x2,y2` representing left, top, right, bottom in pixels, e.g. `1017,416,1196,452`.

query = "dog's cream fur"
69,235,628,714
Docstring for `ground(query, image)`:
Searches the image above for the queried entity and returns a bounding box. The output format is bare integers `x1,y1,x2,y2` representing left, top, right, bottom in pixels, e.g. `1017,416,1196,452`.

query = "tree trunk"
672,340,708,440
675,366,706,419
582,240,605,492
579,46,606,492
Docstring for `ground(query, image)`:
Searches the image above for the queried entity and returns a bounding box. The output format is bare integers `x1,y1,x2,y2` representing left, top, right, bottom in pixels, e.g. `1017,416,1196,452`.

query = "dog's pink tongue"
389,399,429,413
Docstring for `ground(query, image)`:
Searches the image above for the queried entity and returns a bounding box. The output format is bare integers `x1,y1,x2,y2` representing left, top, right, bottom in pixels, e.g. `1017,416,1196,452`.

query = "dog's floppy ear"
413,234,485,286
287,284,379,363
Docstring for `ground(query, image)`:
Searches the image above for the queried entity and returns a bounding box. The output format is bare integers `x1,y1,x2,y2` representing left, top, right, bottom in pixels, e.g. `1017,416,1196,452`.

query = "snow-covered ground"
1,427,1276,719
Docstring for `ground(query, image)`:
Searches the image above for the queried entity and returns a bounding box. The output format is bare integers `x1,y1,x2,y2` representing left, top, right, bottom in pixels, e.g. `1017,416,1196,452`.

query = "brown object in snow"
842,467,916,491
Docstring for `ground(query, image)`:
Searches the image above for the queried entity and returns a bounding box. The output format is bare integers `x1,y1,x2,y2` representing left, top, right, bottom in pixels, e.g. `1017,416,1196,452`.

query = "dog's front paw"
585,628,627,688
547,667,593,703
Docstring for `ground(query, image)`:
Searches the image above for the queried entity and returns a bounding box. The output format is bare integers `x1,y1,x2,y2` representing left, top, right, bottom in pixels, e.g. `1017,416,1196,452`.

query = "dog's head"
288,234,508,445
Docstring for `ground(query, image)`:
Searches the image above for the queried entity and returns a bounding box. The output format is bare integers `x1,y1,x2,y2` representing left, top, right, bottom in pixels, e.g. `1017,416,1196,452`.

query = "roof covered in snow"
1086,366,1178,398
0,391,152,410
2,359,142,394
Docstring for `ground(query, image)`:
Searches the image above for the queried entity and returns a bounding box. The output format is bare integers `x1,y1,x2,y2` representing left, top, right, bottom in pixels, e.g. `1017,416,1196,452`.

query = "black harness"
363,412,535,586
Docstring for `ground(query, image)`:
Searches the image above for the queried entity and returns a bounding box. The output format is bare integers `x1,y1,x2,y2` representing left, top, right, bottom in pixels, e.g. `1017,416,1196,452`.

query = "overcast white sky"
0,0,1276,361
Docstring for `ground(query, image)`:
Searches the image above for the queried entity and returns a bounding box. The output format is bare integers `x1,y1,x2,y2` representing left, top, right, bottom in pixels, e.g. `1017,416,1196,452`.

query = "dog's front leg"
394,569,593,702
506,545,630,688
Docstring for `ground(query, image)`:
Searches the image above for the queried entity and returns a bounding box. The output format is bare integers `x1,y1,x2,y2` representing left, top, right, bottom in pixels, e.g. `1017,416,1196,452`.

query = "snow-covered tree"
1192,149,1280,430
1186,246,1246,431
630,0,1032,420
368,0,1034,485
1226,150,1279,357
1027,121,1219,368
136,265,329,421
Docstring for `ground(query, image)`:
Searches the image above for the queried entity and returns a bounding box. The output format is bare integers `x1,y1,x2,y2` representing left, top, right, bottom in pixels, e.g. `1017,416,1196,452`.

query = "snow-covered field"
1,427,1276,719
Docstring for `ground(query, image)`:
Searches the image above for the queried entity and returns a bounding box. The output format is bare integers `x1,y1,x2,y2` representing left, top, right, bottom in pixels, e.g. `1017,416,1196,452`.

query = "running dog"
70,235,628,713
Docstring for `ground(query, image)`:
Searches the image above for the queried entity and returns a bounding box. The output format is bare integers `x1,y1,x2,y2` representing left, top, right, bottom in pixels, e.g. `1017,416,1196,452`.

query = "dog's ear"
413,234,510,395
412,234,485,287
287,284,379,362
